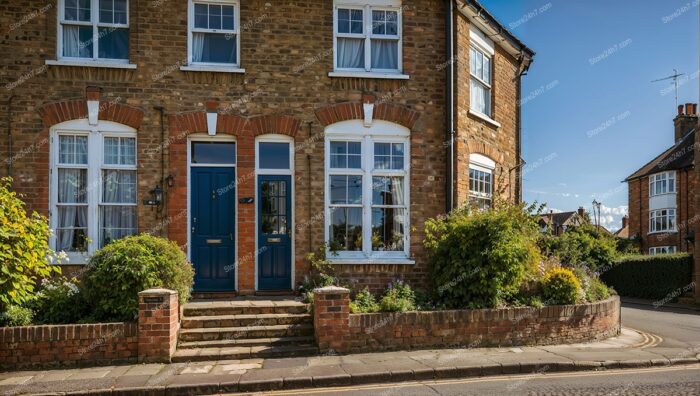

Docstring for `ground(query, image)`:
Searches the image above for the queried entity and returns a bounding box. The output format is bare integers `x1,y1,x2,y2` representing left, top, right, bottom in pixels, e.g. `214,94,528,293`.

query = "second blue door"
258,175,292,290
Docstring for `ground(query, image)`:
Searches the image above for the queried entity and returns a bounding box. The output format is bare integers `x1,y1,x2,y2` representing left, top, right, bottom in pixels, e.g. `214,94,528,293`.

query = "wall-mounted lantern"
144,185,164,206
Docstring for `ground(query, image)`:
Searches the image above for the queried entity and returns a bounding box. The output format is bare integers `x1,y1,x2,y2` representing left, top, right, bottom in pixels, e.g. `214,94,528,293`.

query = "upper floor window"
324,120,410,262
50,119,137,263
649,208,676,233
469,154,495,210
187,0,240,67
469,25,495,118
58,0,130,61
649,246,676,255
333,1,402,74
649,171,675,196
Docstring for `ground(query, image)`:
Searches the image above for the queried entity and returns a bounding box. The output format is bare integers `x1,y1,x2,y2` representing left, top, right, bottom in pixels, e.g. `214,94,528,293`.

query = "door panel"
191,167,236,291
258,175,292,290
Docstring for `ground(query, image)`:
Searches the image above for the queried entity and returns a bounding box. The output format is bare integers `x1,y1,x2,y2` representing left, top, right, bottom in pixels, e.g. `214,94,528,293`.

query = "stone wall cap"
313,286,350,294
138,288,178,295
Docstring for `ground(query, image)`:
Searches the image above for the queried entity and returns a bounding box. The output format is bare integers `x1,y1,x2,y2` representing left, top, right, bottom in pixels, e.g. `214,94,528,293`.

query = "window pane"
337,38,365,69
65,0,91,22
259,142,290,169
194,3,208,28
193,32,237,64
337,8,350,33
470,47,476,74
483,56,490,83
100,206,136,247
114,0,127,24
371,207,405,251
330,175,346,204
371,39,398,70
222,5,234,30
372,176,405,205
470,79,490,114
209,5,222,29
329,207,362,251
331,141,361,169
386,11,398,35
58,169,87,203
372,10,386,34
59,135,88,164
192,142,236,164
98,27,129,59
63,25,93,58
476,51,483,78
56,206,88,252
103,136,136,165
351,9,363,33
102,170,136,203
99,0,114,23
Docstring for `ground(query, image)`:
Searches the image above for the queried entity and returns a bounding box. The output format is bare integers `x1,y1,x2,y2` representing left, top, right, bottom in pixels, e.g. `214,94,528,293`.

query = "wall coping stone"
313,286,350,294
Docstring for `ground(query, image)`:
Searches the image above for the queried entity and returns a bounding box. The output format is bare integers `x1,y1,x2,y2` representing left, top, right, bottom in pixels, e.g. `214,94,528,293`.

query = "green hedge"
600,253,693,300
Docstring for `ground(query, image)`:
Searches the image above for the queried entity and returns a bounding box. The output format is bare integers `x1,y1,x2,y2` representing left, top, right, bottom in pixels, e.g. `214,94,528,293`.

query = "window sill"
647,231,677,235
328,258,415,265
328,71,410,80
180,65,246,74
468,110,501,128
45,60,137,69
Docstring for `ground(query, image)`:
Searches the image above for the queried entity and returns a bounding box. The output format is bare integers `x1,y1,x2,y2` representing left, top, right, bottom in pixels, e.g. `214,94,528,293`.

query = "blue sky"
479,0,699,230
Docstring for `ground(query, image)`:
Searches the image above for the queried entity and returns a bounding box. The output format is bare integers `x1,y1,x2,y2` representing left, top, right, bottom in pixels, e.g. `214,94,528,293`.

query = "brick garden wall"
314,287,620,354
0,323,137,370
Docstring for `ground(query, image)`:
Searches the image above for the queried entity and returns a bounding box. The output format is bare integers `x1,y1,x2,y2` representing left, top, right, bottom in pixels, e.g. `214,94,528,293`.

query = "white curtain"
371,39,398,70
101,206,136,247
103,170,136,203
57,207,87,251
192,32,205,62
337,38,364,69
390,177,405,251
63,26,82,57
471,79,489,115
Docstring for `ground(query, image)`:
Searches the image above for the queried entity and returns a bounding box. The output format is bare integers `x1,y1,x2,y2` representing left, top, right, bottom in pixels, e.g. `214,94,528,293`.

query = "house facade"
1,0,533,295
538,208,586,236
625,103,698,255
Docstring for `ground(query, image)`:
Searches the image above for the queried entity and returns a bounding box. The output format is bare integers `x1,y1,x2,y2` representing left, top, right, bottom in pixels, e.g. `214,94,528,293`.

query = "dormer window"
649,171,675,196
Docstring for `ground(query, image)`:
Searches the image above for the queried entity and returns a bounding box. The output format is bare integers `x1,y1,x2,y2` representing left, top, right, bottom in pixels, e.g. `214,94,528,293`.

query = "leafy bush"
349,288,380,313
600,253,692,300
424,203,541,309
0,178,61,311
571,266,612,303
543,268,581,305
82,234,194,321
379,280,416,312
29,277,91,324
545,224,618,271
0,305,34,327
414,288,438,311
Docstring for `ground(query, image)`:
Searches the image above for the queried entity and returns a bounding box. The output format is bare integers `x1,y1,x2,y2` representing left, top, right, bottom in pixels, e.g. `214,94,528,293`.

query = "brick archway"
466,141,504,164
314,100,420,130
37,100,145,130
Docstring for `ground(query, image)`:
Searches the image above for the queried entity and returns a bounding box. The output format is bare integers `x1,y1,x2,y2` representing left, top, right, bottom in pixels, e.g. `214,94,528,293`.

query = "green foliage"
82,234,194,321
424,203,541,309
414,288,438,311
544,224,618,271
616,236,640,255
0,305,34,327
379,280,416,312
349,287,380,313
29,277,91,324
543,268,582,305
600,253,693,300
0,178,61,310
571,266,612,303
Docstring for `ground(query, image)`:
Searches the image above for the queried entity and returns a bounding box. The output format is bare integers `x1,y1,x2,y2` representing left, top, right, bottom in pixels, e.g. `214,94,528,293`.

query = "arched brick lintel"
467,141,504,165
314,102,420,130
167,112,300,140
37,100,145,130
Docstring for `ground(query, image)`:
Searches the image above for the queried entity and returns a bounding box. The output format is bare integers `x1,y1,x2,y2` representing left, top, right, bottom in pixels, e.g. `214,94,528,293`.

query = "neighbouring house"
0,0,534,295
625,103,698,255
538,207,587,236
614,215,630,238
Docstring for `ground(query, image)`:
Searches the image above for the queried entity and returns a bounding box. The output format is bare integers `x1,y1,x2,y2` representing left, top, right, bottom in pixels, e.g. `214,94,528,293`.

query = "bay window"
187,0,240,68
58,0,130,61
51,120,137,263
649,246,676,255
649,171,676,196
649,208,676,233
325,121,410,262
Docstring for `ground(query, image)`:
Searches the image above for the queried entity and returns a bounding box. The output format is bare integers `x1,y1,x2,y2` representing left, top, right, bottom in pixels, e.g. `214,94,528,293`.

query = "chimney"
674,103,698,142
621,215,628,229
577,207,585,217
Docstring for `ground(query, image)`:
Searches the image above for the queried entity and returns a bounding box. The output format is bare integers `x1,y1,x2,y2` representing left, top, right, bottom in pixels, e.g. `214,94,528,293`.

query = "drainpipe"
6,94,14,178
445,0,454,213
307,122,313,254
154,105,166,229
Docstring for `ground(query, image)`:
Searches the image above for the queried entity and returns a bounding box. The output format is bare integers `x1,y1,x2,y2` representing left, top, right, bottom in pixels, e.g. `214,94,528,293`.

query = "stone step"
172,344,319,362
179,324,314,342
178,336,316,349
183,300,308,317
181,313,312,329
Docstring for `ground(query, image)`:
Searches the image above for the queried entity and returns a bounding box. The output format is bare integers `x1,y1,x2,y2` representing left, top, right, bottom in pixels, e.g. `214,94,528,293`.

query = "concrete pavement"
1,328,699,395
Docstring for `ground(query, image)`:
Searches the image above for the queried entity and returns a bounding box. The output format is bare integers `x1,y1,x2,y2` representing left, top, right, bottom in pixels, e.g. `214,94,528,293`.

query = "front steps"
173,298,319,362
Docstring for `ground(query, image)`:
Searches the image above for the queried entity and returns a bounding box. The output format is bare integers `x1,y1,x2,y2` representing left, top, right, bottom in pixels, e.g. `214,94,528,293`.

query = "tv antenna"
652,69,685,108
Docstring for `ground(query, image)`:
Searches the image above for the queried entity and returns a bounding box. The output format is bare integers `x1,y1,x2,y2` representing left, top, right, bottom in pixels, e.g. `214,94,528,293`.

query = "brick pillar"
313,286,350,354
138,288,179,363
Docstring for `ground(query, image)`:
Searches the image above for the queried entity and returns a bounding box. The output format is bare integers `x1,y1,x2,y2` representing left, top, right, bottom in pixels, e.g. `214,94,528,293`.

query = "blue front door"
258,175,292,290
191,167,236,291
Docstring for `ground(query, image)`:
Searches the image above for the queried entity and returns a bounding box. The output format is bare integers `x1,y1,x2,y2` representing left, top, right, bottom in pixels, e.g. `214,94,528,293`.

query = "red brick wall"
0,323,137,370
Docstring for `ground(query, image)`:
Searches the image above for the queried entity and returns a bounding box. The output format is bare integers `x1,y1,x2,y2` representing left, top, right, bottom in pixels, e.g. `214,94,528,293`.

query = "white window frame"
324,120,412,264
649,208,676,234
182,0,244,73
649,171,676,197
56,0,131,64
649,246,677,255
468,154,495,209
469,45,492,118
330,0,409,79
49,119,137,264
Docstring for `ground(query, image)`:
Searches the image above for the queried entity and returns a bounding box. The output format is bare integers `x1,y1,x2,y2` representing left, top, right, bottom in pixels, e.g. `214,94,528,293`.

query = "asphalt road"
621,301,700,348
260,365,700,395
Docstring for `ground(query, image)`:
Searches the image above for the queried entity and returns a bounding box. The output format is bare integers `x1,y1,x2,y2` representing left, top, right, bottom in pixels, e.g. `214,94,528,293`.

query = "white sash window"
58,0,130,62
187,0,240,67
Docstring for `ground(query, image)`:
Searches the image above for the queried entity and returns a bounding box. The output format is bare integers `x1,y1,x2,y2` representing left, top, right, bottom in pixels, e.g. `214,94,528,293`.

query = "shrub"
600,253,693,300
379,280,416,312
543,268,581,305
30,277,91,324
82,234,194,321
546,224,618,271
0,305,34,327
571,266,612,303
0,178,60,311
349,288,380,313
424,203,541,309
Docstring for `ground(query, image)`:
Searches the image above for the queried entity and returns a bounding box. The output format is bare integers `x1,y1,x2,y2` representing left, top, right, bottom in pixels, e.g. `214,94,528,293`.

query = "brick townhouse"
625,103,698,255
0,0,534,295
